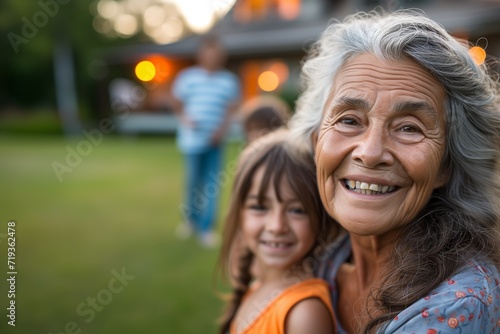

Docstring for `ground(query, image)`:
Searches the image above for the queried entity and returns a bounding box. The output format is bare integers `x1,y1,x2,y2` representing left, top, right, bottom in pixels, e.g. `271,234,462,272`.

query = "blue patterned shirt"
316,234,500,333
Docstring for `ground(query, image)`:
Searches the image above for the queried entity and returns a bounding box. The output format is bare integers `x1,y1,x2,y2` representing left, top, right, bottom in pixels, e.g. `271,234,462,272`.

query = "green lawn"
0,134,244,334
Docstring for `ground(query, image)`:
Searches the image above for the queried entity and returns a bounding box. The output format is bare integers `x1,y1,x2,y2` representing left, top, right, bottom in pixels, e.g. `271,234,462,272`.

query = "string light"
469,46,486,65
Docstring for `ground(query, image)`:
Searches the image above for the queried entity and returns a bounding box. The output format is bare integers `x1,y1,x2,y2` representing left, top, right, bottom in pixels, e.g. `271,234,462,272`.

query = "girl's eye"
289,207,307,215
248,204,267,211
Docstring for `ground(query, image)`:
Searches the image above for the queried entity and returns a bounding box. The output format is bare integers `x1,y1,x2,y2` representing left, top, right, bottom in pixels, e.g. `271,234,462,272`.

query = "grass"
0,134,244,334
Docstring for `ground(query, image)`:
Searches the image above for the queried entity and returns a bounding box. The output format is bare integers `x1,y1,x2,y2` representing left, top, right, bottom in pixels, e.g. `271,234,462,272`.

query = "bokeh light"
125,0,146,14
135,61,156,82
258,71,280,92
143,5,165,27
277,0,300,20
145,15,184,44
148,55,172,84
268,61,289,83
92,0,237,43
97,0,120,19
469,46,486,65
160,18,184,42
92,16,112,34
135,56,172,83
114,14,139,37
176,0,215,34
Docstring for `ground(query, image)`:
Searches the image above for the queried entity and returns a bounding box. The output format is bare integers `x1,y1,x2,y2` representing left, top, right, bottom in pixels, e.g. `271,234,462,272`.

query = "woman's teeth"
345,180,395,195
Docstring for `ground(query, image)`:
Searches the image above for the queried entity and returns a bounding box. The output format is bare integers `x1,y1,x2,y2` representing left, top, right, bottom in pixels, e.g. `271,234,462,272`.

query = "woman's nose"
351,126,394,168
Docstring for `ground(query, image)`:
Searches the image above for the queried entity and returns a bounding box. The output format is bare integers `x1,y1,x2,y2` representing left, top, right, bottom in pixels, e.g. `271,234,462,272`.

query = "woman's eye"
400,125,420,133
332,116,362,135
339,117,359,126
393,122,426,143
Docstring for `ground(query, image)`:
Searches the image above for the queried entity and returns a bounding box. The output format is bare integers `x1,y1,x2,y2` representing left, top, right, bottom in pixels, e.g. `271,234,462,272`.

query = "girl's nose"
265,210,289,234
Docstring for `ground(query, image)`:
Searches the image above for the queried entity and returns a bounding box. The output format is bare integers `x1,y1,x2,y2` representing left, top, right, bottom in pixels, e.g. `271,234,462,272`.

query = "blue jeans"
182,146,223,235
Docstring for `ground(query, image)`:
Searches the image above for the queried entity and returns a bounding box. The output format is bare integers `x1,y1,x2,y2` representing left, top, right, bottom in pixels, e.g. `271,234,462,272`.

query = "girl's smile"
242,165,316,279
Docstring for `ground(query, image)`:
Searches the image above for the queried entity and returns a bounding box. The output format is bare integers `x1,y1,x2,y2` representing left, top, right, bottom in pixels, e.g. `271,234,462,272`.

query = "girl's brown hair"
217,130,339,334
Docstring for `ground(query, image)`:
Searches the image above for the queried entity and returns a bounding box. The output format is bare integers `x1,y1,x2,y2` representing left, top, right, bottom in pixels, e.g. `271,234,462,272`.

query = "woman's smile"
343,179,397,195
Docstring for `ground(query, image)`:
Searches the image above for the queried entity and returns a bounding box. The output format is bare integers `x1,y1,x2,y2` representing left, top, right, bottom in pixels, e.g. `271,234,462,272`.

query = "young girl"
218,130,339,334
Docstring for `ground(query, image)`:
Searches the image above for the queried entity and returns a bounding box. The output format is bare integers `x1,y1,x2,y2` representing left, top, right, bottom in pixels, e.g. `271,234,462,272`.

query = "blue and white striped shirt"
172,66,240,154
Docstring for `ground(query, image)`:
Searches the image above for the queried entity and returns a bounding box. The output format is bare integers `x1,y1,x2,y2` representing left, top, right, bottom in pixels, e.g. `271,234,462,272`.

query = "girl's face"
241,165,316,275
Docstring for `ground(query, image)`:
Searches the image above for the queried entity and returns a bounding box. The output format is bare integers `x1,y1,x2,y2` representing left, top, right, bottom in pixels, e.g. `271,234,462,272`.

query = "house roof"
97,18,330,65
96,2,500,65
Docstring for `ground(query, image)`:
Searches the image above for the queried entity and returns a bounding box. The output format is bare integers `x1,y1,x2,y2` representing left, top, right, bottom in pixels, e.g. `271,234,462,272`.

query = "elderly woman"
290,10,500,333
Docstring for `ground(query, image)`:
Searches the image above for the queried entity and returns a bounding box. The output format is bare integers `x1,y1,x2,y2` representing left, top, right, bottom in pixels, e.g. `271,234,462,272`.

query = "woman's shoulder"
448,260,500,299
382,259,500,333
425,259,500,307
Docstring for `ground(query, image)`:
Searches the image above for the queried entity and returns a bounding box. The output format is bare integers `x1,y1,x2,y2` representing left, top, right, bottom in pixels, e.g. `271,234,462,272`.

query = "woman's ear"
310,130,318,155
434,167,450,189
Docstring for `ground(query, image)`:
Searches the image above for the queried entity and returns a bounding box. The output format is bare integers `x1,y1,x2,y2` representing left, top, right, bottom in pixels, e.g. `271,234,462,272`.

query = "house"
92,0,500,135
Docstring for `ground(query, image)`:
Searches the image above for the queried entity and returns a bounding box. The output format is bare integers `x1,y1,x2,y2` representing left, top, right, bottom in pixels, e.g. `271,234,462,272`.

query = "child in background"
240,96,291,143
218,130,338,334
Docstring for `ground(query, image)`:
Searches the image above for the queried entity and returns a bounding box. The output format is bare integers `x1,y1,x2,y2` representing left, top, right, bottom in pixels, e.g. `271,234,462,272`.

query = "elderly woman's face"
315,54,448,236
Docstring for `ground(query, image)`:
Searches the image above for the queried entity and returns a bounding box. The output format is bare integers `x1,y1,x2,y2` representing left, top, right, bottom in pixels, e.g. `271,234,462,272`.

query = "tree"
0,0,144,133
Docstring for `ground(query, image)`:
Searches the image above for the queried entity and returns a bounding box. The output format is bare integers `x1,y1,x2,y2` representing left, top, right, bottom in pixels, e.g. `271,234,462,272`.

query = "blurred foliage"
0,109,63,135
0,0,145,113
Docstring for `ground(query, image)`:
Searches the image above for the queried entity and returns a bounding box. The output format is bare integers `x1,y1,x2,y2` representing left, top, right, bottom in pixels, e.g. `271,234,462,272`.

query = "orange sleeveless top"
230,278,335,334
